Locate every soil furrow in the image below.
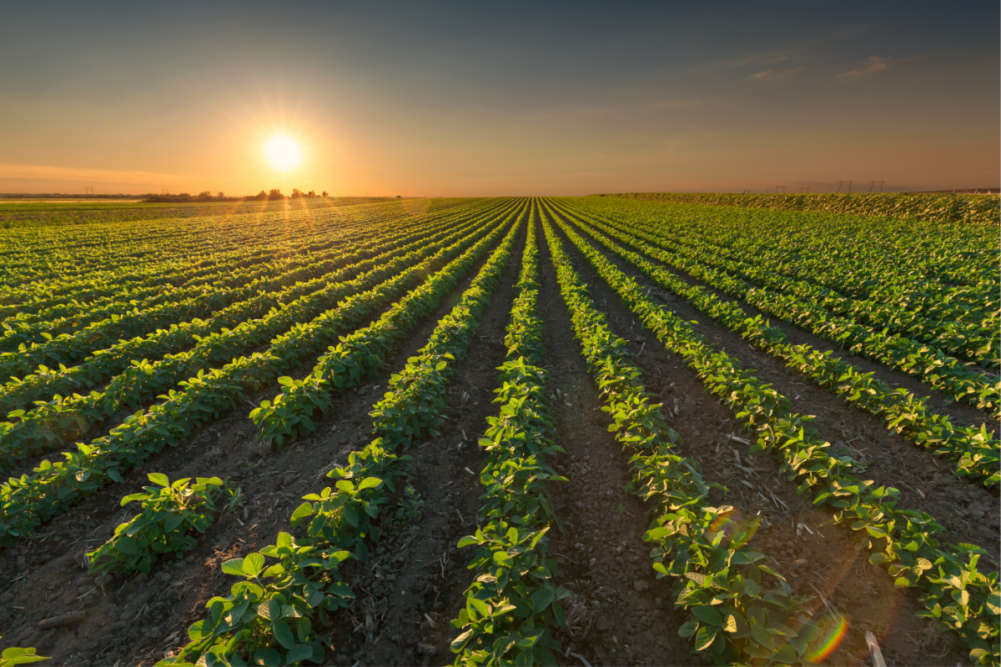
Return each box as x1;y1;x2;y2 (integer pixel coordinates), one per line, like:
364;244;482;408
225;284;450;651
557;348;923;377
320;226;526;666
579;209;997;432
547;217;972;666
0;230;512;666
535;219;693;667
554;212;1000;558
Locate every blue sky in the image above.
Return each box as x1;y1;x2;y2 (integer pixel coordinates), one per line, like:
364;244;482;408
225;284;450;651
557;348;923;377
1;1;997;195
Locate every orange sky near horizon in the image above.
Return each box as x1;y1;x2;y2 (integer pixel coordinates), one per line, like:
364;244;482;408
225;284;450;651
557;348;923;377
1;3;997;196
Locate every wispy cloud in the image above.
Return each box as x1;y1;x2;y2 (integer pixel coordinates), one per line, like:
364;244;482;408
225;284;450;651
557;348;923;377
836;56;894;82
750;67;805;81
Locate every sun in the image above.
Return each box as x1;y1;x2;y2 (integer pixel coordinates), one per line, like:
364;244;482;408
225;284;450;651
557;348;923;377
263;136;302;172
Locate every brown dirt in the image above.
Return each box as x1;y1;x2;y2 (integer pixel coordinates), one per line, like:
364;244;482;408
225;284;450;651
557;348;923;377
0;231;507;666
0;207;992;667
545;215;974;666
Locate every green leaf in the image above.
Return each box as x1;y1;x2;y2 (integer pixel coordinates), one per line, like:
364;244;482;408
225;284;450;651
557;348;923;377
469;597;490;618
290;502;313;526
164;514;185;533
751;624;773;647
678;619;699;638
243;553;265;577
272;617;296;649
530;587;555;611
357;477;382;491
259;598;281;620
115;536;139;555
285;644;313;665
692;605;722;626
148;472;170;487
694;625;718;651
222;558;246;576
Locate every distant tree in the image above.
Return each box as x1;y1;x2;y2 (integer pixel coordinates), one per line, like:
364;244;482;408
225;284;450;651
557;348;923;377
396;195;402;198
269;188;283;198
321;191;328;197
307;190;316;197
217;191;224;198
257;190;266;197
291;188;304;198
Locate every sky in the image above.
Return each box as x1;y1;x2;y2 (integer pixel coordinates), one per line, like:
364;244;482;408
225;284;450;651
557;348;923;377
1;1;998;196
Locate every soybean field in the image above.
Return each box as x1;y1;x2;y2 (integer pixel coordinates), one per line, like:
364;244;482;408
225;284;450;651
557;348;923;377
0;196;997;667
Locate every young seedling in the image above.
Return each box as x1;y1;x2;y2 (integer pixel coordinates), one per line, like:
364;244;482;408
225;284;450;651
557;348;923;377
87;473;232;575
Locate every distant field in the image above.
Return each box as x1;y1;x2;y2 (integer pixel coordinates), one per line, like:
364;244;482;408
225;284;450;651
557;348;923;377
0;196;398;228
0;197;997;666
605;191;1000;225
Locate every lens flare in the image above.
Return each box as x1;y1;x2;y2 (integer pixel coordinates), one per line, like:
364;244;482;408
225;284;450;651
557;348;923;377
805;614;851;663
707;508;760;548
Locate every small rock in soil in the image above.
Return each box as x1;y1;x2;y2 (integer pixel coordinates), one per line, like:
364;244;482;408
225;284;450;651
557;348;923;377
633;580;649;592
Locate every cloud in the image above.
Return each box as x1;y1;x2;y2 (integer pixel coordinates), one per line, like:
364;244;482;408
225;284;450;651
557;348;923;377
836;56;894;82
750;67;805;81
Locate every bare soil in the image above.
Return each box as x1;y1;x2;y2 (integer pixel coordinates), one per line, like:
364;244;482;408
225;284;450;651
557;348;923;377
0;210;993;667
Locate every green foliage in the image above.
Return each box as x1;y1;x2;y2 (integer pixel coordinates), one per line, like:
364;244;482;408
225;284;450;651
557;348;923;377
0;638;47;667
553;200;1000;488
0;201;518;544
164;204;526;666
159;533;353;667
88;474;231;574
542;214;819;664
451;208;570;665
607;191;1001;225
544;201;1000;666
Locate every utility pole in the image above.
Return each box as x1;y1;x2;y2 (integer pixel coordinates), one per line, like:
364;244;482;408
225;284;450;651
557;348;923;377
869;180;876;193
837;180;843;193
877;180;885;193
777;186;786;194
84;186;94;196
800;186;810;193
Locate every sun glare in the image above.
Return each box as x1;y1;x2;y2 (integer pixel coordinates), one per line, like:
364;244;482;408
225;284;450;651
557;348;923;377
264;136;302;172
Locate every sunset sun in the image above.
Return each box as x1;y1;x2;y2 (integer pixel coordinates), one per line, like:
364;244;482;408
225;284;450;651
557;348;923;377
263;136;302;172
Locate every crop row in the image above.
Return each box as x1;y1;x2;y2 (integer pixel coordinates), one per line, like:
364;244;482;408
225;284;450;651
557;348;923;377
1;199;471;308
0;204;397;323
0;208;508;467
542;214;829;664
0;200;501;381
0;201;498;411
0;203;441;342
161;202;523;665
566;200;1001;419
587;197;998;325
0;207;461;353
599;194;998;291
0;206;517;542
451;206;571;664
548;204;1000;666
581;203;997;368
549;201;1000;488
246;203;527;447
604;191;1001;227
